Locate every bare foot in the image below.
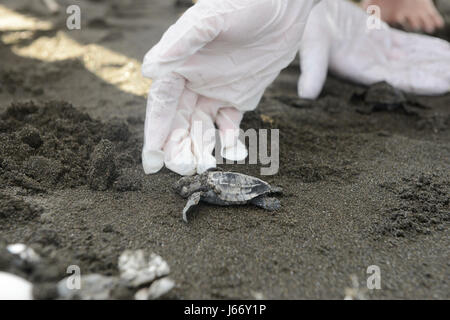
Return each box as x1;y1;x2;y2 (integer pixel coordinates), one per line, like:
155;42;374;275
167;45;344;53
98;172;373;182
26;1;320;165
361;0;445;33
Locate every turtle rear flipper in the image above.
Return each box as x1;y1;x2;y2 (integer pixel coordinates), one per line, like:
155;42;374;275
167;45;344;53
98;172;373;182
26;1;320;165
182;192;202;223
251;195;280;211
270;186;283;194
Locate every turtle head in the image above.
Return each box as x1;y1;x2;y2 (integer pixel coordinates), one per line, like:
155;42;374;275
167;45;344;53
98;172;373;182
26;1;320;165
173;175;203;198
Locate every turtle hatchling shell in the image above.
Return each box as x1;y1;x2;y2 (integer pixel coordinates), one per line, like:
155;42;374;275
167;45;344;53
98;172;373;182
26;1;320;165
207;171;272;202
364;82;406;105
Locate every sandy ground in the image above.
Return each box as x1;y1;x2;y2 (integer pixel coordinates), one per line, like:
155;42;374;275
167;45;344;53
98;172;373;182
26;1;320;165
0;0;449;299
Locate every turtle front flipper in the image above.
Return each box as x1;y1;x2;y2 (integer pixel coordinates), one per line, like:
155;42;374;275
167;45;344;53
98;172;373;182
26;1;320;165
182;192;202;223
251;195;280;211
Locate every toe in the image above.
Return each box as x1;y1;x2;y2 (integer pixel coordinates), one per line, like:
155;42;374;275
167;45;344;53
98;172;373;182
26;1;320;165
420;13;436;33
405;14;423;32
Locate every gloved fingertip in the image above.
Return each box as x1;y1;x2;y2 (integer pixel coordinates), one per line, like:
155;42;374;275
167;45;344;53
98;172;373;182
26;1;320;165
164;145;197;176
166;161;197;176
142;150;165;174
298;78;321;100
221;140;248;162
141;63;153;79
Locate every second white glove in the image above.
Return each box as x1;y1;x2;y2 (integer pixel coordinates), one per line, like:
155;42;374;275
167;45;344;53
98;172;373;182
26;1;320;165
298;0;450;99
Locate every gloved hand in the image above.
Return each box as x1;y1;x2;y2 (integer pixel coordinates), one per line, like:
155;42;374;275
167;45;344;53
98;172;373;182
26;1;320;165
142;72;248;175
162;88;247;175
298;0;450;100
142;0;319;175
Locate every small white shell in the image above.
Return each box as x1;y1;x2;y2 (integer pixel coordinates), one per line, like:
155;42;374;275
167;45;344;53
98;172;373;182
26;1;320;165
7;243;41;264
118;250;170;288
0;272;33;300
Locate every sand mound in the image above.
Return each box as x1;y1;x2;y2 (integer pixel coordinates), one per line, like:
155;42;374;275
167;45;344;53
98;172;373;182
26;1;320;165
0;100;141;192
0;193;42;223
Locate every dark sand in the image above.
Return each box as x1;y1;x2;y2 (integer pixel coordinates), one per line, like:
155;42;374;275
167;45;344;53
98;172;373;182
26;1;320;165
0;0;448;299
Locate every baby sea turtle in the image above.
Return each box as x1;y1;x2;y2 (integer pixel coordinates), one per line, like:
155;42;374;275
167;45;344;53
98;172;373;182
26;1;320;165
364;82;407;111
363;81;406;113
356;82;425;115
173;170;282;222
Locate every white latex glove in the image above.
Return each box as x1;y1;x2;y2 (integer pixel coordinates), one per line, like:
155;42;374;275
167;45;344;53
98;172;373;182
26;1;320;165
143;74;247;175
298;0;450;100
142;0;319;175
161;91;247;175
142;72;186;174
